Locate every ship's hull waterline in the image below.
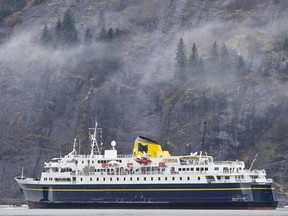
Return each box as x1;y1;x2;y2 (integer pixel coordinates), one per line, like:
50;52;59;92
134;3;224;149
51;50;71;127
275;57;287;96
18;181;278;209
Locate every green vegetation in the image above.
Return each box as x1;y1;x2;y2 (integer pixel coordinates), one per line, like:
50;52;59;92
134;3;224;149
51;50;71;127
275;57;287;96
40;9;78;47
174;39;248;84
175;38;187;82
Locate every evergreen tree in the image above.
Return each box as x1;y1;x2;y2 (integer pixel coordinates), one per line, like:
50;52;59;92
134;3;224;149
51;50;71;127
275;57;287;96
219;44;231;73
175;38;187;68
84;28;93;43
189;43;199;66
61;8;78;45
237;55;246;75
220;44;229;60
40;25;52;46
107;28;114;40
210;41;219;61
284;37;288;52
99;25;107;40
54;18;62;46
175;38;187;82
115;28;120;37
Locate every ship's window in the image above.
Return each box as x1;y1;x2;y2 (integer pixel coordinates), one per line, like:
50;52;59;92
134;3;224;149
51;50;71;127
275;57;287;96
117;178;119;181
137;177;139;181
180;177;182;181
205;168;208;171
191;168;194;171
80;178;83;181
103;178;105;181
158;177;160;181
97;178;99;181
88;160;90;163
183;168;186;171
165;177;167;181
214;167;219;171
187;177;190;181
198;177;200;180
110;178;113;181
172;177;175;181
90;178;92;181
217;176;221;180
196;168;199;171
92;160;94;164
130;177;132;181
225;176;230;180
178;168;182;171
123;177;126;181
82;161;84;164
144;177;146;181
151;177;153;181
201;168;204;171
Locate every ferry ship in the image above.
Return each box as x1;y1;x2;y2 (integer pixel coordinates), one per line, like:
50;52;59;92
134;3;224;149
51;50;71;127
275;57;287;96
15;122;278;209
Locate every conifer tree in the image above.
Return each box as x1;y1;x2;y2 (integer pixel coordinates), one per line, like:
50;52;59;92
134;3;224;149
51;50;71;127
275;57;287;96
61;8;78;45
175;38;187;82
115;28;120;37
219;44;231;73
210;41;219;61
189;43;199;65
40;25;52;46
220;44;229;60
99;25;107;40
237;55;246;75
84;28;93;43
54;18;62;46
107;28;114;40
283;37;288;52
175;38;187;68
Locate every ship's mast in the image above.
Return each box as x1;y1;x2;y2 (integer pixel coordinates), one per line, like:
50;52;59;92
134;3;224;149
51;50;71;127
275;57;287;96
89;120;102;156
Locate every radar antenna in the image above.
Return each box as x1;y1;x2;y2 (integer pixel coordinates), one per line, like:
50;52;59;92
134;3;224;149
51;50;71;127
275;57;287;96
89;119;103;156
201;122;207;153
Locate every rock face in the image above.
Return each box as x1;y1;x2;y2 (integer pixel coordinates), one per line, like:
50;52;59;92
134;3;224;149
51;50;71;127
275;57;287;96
0;0;288;202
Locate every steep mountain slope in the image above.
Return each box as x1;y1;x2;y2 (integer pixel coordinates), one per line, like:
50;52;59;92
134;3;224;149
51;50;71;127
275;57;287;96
0;0;288;204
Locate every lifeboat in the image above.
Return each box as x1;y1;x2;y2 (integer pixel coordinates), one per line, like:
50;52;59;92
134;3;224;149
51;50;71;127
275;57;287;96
134;156;152;165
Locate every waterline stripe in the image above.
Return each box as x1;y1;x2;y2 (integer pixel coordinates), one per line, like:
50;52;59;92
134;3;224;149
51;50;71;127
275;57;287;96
22;187;274;192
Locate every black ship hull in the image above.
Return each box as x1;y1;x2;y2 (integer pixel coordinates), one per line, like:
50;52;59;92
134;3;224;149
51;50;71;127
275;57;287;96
18;182;278;209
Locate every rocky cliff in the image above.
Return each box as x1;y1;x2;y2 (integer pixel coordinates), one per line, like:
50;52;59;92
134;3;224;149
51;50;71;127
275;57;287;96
0;0;288;204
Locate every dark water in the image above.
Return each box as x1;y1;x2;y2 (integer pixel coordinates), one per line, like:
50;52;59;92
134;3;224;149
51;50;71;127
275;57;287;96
0;207;287;216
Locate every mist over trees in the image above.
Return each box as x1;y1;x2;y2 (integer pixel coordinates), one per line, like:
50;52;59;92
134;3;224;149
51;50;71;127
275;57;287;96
40;9;78;47
174;38;249;84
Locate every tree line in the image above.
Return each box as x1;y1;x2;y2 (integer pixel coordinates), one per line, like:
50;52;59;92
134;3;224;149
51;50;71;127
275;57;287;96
40;8;122;47
175;38;247;83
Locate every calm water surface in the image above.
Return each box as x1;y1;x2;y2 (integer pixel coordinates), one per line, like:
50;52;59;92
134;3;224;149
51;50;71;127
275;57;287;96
0;207;287;216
